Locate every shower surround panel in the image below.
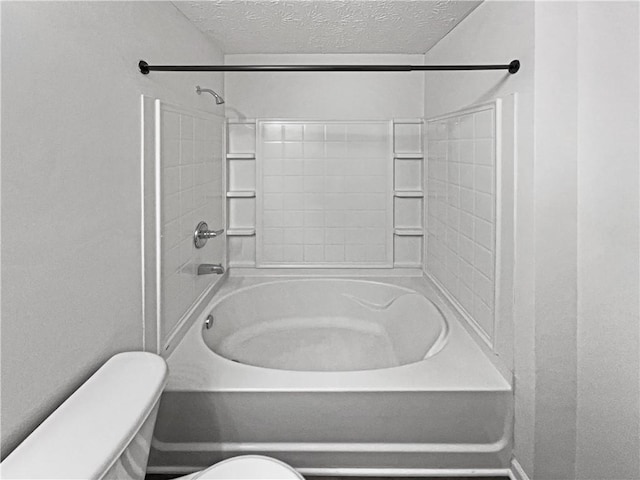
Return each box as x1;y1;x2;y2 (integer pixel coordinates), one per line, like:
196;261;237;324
426;103;498;343
256;121;393;267
158;103;224;343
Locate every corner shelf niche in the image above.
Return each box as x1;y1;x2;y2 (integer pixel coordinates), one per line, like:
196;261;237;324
226;120;257;267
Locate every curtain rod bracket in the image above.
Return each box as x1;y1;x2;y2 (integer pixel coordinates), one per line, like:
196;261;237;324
139;60;150;75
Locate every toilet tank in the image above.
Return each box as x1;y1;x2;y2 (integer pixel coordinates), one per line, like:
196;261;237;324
1;352;168;480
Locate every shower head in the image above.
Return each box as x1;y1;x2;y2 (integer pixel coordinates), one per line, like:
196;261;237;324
195;85;224;105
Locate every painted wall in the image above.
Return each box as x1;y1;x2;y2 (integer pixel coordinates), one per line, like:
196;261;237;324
1;1;223;458
224;54;424;120
426;1;640;478
574;3;639;478
423;0;535;473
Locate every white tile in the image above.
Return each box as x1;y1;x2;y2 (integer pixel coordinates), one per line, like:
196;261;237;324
283;142;303;158
474;109;494;138
162;139;180;167
283;245;303;262
304;159;324;176
263;245;283;262
263;176;284;192
263;158;283;176
325;228;345;244
283;193;304;210
263;228;283;244
304;228;324;244
304;211;324;227
283;211;304;227
304;245;324;262
459;210;474;238
180;137;194;166
283;228;304;244
326;142;347;158
262;123;283;141
326;124;346;142
474;217;494;250
304;142;325;158
163;166;180;195
459;259;474;288
459;164;474;189
284;124;303;141
325;176;345;193
263;193;283;210
325;211;345;227
459;188;474;214
304;124;325;142
474;244;494;279
304;176;324;193
325;245;345;262
460;115;474;139
473;269;494;308
459;234;474;264
283;176;304;193
474;139;494;166
263;211;283;227
475;192;494;221
473;296;494;337
304;193;324;210
474;165;493;194
263;142;283;159
282;159;304;176
180;116;194;140
459;140;474;164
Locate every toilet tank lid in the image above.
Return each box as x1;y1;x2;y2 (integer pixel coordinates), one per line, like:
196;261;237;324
1;352;168;480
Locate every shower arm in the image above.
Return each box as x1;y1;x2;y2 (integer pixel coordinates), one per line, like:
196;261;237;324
195;85;224;104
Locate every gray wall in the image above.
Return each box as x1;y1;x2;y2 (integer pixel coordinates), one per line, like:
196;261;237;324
425;2;640;478
1;1;223;458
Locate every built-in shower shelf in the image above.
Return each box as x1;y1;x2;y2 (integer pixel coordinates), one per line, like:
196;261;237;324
226;228;256;236
226;153;255;160
394;153;424;159
226;191;256;198
394;228;424;236
394;190;424;198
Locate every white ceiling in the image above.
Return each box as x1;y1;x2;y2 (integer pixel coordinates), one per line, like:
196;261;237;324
172;1;482;55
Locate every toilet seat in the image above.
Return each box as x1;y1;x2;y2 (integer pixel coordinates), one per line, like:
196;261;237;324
175;455;304;480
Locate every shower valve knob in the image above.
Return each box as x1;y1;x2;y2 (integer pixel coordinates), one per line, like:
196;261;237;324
194;221;224;248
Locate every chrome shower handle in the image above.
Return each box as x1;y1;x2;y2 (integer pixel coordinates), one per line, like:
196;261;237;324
199;229;224;239
194;221;224;248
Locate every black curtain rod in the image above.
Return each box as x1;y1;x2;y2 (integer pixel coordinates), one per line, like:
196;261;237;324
139;59;520;74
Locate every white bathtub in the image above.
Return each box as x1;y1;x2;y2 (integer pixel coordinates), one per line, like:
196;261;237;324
148;276;512;477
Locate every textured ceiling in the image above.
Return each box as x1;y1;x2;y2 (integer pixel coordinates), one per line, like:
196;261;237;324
173;1;482;54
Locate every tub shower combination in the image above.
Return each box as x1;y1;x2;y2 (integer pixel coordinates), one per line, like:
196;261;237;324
148;278;512;476
144;59;517;476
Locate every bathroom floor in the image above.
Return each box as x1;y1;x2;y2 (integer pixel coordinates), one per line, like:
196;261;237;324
146;475;509;480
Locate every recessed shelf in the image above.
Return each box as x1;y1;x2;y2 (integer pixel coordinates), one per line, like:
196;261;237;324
226;153;255;160
394;228;424;236
394;153;424;159
226;228;256;236
226;191;256;198
394;191;424;198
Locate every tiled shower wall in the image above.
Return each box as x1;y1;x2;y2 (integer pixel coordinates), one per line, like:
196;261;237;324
226;120;424;268
426;103;497;342
159;103;224;343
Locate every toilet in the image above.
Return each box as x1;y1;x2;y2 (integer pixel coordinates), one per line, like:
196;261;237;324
0;352;303;480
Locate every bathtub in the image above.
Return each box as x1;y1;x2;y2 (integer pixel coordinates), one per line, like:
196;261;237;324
148;276;512;477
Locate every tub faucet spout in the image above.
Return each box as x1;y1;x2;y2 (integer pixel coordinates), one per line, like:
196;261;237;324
198;263;225;275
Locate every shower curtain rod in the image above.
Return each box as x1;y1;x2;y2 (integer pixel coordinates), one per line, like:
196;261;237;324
138;59;520;74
